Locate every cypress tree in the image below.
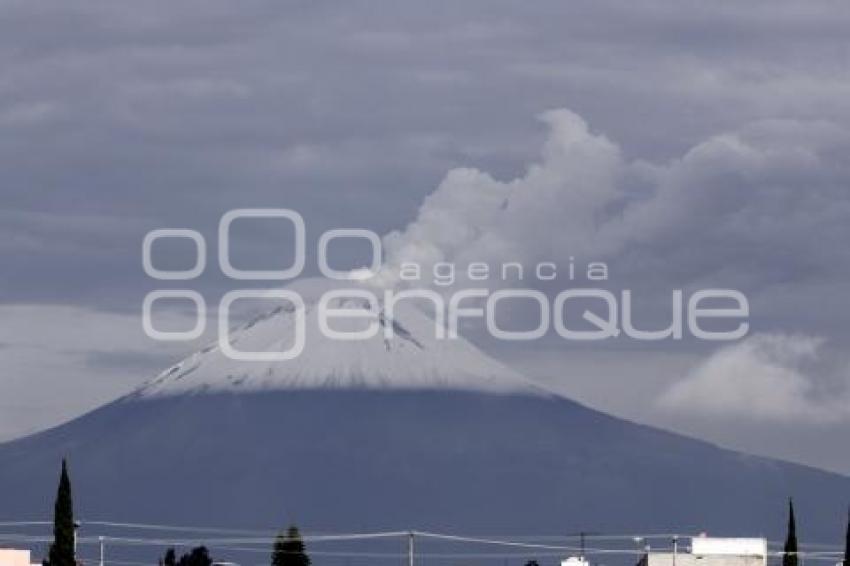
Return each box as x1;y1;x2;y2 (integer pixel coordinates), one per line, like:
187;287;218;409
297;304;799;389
46;459;76;566
271;525;310;566
783;499;798;566
843;506;849;566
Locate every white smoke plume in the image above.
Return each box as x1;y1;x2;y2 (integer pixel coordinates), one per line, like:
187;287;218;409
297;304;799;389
375;109;850;298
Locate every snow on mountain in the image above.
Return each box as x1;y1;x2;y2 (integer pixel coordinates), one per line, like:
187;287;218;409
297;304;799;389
134;278;544;398
2;281;849;546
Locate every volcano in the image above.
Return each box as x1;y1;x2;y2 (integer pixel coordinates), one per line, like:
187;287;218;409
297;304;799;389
0;279;847;542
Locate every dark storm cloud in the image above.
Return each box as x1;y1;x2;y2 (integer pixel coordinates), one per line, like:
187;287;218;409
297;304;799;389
2;0;850;466
2;0;850;306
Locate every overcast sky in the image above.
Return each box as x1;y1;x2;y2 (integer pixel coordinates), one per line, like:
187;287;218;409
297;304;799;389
2;0;850;473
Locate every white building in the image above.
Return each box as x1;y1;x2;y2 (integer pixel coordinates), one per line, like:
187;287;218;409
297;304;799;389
639;536;767;566
562;556;591;566
0;548;40;566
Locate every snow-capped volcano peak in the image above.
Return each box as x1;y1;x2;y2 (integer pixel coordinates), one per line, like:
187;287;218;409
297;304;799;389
134;278;544;398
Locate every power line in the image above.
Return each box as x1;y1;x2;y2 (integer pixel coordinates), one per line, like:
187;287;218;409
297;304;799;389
80;522;278;536
412;531;643;555
10;520;844;549
8;525;849;563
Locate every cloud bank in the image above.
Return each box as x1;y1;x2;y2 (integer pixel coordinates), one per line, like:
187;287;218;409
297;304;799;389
658;333;850;424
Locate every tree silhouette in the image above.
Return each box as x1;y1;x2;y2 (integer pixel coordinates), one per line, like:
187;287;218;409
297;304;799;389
271;525;310;566
783;499;798;566
159;546;211;566
45;459;76;566
178;546;212;566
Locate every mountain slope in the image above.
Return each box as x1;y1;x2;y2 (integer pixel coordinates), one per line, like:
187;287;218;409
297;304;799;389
0;279;847;548
0;390;846;538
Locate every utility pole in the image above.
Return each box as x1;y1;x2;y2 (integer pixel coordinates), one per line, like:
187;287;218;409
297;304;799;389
572;531;599;562
673;536;679;566
73;521;81;558
99;535;105;566
633;537;645;562
408;531;414;566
